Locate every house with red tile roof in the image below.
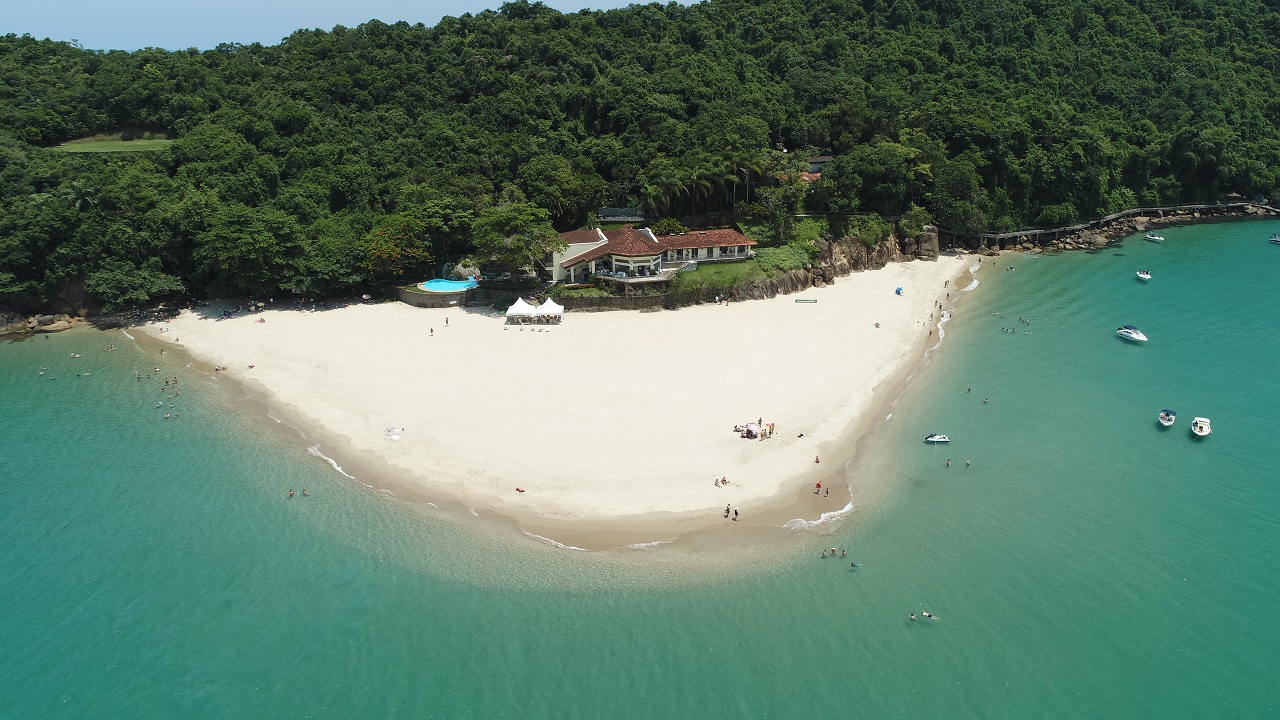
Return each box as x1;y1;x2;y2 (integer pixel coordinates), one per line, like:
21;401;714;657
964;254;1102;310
551;226;757;285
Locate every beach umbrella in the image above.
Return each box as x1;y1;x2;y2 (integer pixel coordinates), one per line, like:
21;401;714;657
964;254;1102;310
257;301;265;307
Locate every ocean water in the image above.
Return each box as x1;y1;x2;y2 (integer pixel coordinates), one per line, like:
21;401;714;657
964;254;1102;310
2;219;1278;719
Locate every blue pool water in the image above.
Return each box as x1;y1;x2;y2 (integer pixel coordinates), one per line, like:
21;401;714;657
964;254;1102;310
419;278;477;292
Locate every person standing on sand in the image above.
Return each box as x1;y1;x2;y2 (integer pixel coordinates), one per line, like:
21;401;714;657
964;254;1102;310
445;317;449;327
733;509;739;521
430;328;434;336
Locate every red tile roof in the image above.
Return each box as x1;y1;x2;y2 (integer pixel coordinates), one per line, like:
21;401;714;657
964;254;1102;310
654;228;758;250
561;226;665;267
560;227;757;268
560;228;605;245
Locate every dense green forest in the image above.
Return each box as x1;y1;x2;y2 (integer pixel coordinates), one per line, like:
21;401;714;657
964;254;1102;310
2;0;1278;311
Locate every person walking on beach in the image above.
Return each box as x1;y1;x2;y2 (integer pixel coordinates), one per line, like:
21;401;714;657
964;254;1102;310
733;509;739;521
430;328;434;336
825;487;829;497
815;481;822;494
445;317;449;327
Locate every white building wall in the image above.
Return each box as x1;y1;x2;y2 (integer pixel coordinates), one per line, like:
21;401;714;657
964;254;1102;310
550;229;608;282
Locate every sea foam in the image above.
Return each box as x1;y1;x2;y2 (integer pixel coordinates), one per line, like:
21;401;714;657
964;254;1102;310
782;502;855;530
520;530;588;552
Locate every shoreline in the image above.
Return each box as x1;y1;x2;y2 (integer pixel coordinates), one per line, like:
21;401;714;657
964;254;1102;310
135;254;974;551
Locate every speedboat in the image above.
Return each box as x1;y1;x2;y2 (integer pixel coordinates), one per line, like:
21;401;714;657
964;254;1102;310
1144;232;1165;243
1136;270;1152;281
924;434;951;443
1190;417;1212;437
1158;409;1176;427
1116;325;1148;342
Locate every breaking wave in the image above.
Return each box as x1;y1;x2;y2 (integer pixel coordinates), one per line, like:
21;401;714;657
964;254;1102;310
782;502;855;530
520;530;587;552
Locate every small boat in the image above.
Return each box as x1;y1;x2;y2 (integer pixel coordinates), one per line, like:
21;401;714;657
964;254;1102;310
69;353;81;358
1190;417;1212;437
924;434;951;443
1158;409;1176;427
1136;270;1152;281
1116;325;1148;342
1270;233;1280;244
1144;232;1165;243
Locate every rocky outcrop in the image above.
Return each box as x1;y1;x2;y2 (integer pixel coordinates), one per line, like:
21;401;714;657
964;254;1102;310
731;228;935;301
992;204;1280;255
0;312;82;336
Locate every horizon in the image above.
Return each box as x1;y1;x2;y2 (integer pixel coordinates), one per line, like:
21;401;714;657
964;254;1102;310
2;0;652;53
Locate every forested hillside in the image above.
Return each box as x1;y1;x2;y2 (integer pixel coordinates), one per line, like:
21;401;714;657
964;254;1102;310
2;0;1278;310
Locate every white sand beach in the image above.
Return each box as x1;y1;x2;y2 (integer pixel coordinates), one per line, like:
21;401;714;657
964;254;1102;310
142;256;971;533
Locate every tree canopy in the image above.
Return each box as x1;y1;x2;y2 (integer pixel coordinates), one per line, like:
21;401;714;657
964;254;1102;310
1;0;1278;309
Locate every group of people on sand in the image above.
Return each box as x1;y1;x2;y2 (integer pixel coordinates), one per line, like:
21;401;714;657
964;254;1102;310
735;417;775;440
723;504;739;521
714;476;731;487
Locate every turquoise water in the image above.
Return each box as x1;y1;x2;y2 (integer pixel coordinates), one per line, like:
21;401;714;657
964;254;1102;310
420;278;478;292
3;220;1278;718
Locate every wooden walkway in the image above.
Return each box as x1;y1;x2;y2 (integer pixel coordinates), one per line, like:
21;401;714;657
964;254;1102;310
958;202;1277;244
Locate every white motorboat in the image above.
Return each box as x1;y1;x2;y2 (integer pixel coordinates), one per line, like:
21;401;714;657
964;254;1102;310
1158;409;1176;427
1116;325;1148;342
1144;232;1165;243
1190;417;1212;437
924;434;951;444
1136;270;1152;281
1270;233;1280;244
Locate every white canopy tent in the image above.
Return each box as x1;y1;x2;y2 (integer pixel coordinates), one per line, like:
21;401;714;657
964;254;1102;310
534;298;564;317
505;297;538;319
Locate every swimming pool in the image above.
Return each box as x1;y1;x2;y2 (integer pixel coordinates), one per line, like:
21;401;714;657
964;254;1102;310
419;278;478;292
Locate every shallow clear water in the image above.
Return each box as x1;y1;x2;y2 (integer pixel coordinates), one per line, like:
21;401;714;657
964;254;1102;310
3;219;1278;718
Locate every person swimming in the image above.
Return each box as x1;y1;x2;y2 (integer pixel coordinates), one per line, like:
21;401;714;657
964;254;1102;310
909;614;916;621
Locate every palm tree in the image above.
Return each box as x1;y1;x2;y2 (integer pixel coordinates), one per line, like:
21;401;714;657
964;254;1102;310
61;181;97;212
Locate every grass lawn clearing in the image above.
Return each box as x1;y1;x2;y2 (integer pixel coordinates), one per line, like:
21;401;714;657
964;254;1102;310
54;139;174;153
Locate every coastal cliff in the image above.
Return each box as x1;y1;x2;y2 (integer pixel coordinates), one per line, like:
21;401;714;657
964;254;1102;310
732;228;939;301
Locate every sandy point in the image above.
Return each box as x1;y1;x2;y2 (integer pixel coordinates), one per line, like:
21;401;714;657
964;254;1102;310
141;254;973;542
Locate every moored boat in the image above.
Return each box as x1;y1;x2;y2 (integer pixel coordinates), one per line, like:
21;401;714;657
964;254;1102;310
1270;233;1280;244
1158;409;1176;427
1136;270;1152;281
1116;325;1148;342
1190;417;1212;437
1145;232;1165;243
924;434;951;444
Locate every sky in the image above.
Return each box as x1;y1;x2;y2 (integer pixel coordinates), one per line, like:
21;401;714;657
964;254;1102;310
3;0;647;52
